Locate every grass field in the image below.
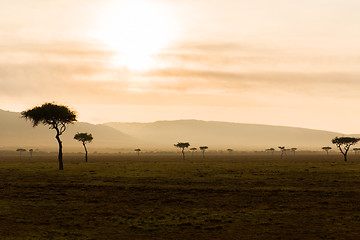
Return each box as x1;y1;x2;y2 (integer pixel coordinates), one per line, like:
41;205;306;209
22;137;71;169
1;153;360;239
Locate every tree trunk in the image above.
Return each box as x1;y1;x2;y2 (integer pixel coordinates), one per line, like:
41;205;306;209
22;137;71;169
182;149;185;160
202;151;205;159
83;142;88;162
344;153;348;162
56;134;64;170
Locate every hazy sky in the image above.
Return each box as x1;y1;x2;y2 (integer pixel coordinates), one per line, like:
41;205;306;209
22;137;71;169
2;0;360;133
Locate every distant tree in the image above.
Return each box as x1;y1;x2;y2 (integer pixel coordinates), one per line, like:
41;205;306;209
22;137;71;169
174;142;190;160
354;148;360;155
322;146;332;155
190;147;197;156
278;146;285;159
199;146;208;159
266;148;275;156
74;132;93;162
134;148;141;157
22;103;77;170
227;148;233;154
16;148;26;159
332;137;360;162
291;148;297;156
29;149;33;158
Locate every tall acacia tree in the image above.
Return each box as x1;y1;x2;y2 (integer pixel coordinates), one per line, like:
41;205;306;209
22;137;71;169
74;132;93;162
22;103;77;170
174;142;190;160
332;137;360;162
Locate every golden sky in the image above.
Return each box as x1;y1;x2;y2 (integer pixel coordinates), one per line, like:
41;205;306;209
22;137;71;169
1;0;360;133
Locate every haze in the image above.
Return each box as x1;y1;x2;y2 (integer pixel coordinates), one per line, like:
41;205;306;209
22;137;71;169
1;0;360;133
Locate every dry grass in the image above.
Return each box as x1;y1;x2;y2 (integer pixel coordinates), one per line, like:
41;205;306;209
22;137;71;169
1;154;360;239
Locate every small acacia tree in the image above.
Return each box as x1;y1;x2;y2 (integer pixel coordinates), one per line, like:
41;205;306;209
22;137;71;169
266;148;275;156
354;148;360;155
190;147;197;156
332;137;360;162
227;148;233;154
291;148;297;156
199;146;208;159
29;149;33;158
174;142;190;160
16;148;26;159
322;146;332;155
74;132;93;162
134;148;141;157
22;103;77;170
278;146;285;159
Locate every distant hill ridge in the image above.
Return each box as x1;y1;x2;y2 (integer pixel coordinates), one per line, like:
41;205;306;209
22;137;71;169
0;109;344;150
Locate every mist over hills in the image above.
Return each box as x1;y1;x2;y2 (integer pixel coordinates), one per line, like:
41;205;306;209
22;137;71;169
0;109;343;151
0;109;138;151
105;120;341;150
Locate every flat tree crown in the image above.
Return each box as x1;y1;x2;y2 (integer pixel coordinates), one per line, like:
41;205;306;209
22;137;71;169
74;133;93;143
174;142;190;148
21;102;77;128
200;146;208;150
332;137;359;145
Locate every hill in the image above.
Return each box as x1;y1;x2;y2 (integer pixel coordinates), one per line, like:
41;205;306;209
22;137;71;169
105;120;342;150
0;109;346;151
0;109;138;151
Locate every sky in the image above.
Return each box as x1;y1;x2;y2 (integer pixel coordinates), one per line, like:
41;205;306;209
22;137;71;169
1;0;360;133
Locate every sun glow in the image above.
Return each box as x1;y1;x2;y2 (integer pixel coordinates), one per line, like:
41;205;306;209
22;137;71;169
96;0;178;71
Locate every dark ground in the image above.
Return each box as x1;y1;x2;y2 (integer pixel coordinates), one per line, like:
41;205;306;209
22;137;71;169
1;154;360;239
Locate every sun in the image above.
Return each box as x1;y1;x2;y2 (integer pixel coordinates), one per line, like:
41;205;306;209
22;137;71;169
95;0;177;71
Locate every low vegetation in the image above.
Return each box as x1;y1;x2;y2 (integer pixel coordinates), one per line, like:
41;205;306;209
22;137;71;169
1;154;360;239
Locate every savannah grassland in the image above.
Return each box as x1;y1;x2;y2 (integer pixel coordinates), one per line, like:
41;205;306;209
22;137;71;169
1;153;360;240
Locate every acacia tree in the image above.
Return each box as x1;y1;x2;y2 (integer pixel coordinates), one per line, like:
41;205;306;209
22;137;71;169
354;148;360;155
322;146;332;155
278;146;285;159
190;147;197;156
134;148;141;157
227;148;233;154
266;148;275;156
332;137;360;162
22;103;77;170
16;148;26;159
291;148;297;156
199;146;208;159
174;142;190;160
29;149;33;158
74;132;93;162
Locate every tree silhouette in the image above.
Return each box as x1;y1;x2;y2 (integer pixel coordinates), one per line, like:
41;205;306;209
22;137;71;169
278;146;285;159
199;146;208;159
16;148;26;159
22;103;77;170
332;137;359;162
74;132;93;162
266;148;275;156
134;148;141;157
354;148;360;155
174;142;190;160
227;148;233;154
322;146;332;155
29;149;33;158
291;148;297;156
190;147;197;156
